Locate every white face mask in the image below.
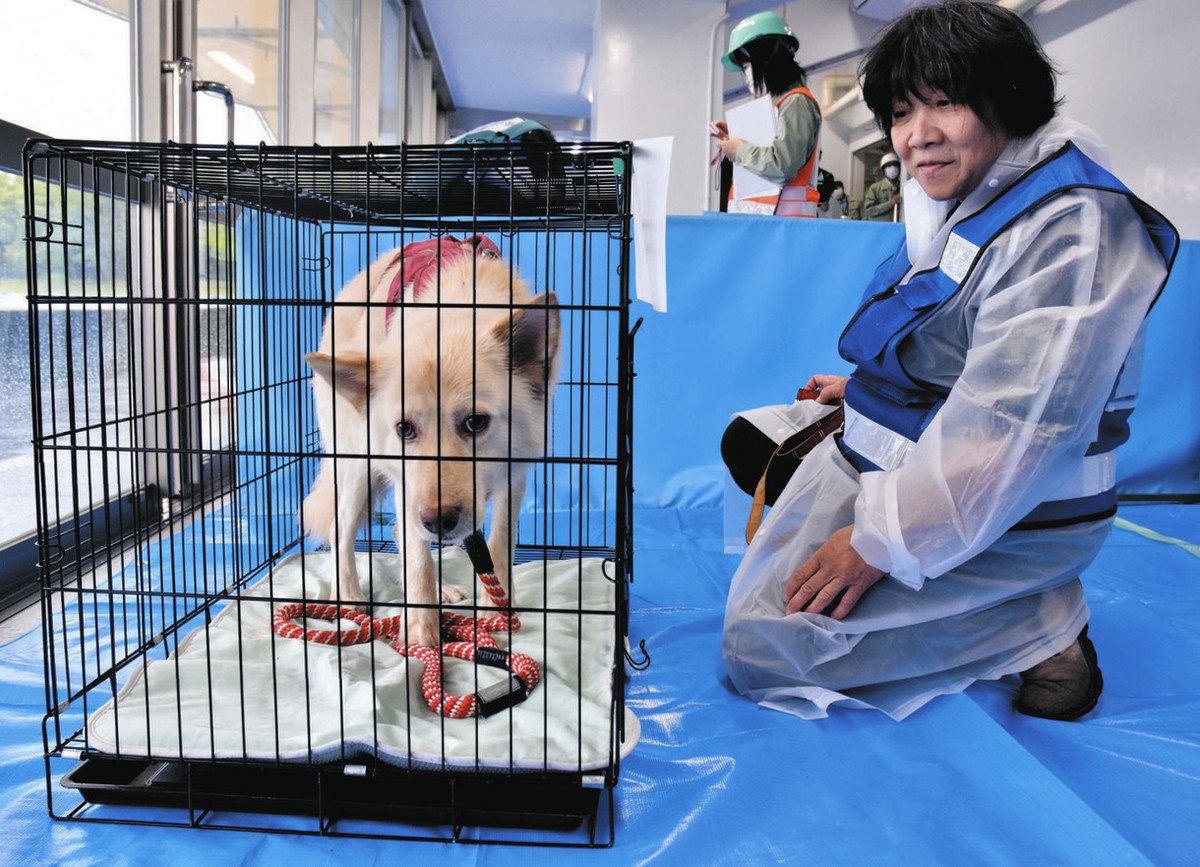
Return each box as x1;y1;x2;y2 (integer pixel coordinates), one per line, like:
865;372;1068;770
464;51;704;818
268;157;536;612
743;67;761;96
884;164;900;180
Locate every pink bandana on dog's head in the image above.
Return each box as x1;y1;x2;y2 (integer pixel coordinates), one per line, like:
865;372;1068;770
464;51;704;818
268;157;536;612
382;234;501;325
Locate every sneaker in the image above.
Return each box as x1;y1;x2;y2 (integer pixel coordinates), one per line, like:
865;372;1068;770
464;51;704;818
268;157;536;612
1015;625;1103;721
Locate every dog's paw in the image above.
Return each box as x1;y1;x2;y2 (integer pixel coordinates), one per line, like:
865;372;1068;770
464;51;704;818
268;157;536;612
405;609;441;648
440;585;468;604
335;581;368;610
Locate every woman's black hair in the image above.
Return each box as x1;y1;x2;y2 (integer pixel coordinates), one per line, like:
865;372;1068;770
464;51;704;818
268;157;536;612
515;126;564;183
739;35;807;98
859;0;1059;137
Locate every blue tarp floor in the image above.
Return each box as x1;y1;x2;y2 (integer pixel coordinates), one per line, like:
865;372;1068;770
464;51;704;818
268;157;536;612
0;501;1197;865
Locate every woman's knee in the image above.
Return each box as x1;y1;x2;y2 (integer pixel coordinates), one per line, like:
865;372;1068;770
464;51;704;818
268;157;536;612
721;417;775;496
721;416;802;505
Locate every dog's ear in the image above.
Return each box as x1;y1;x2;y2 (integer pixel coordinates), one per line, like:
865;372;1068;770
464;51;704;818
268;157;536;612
305;351;374;412
491;292;560;395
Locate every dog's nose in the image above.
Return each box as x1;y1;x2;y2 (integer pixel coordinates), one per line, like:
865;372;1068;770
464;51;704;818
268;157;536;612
420;505;462;536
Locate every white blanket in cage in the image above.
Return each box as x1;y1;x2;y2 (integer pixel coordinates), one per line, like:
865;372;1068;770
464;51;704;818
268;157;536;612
87;550;635;771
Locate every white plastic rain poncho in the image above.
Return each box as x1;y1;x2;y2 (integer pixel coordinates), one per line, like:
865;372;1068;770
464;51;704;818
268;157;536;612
722;117;1172;720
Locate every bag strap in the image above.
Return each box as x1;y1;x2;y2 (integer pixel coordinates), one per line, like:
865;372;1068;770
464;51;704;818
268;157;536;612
745;404;844;544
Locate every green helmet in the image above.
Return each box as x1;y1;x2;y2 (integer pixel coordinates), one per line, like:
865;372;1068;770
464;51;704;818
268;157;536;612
722;11;799;72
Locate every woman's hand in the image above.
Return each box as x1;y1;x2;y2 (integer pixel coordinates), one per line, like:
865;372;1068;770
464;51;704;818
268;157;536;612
803;374;849;405
785;526;885;619
717;136;742;161
709;120;729;139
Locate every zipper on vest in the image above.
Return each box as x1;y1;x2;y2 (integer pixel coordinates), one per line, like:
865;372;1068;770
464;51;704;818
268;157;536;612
840;285;898;344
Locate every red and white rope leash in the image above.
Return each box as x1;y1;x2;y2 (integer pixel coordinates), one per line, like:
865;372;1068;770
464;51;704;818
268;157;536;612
273;532;541;719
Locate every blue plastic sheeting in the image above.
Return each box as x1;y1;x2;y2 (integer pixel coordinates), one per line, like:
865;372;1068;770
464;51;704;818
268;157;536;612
2;501;1198;864
3;214;1197;861
632;216;1200;506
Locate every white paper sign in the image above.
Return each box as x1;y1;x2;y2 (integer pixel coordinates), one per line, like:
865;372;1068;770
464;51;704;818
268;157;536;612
726;96;779;201
631;136;672;313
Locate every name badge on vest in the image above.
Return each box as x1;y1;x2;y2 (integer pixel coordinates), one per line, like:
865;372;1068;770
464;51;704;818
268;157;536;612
939;232;980;284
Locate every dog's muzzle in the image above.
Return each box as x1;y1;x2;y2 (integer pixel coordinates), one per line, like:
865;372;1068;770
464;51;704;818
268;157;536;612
419;505;465;540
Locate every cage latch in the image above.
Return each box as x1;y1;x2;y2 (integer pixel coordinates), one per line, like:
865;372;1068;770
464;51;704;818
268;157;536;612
624;638;651;672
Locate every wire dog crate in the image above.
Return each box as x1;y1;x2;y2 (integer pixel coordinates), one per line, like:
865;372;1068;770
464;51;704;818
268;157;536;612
27;138;638;846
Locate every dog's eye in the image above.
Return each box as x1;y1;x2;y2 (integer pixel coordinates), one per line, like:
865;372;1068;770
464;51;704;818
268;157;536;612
396;420;417;440
479;248;498;260
462;413;490;436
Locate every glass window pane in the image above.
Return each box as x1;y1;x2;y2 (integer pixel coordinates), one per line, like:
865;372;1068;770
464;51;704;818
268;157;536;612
4;164;139;546
315;0;359;145
379;0;402;144
196;204;235;456
0;168;33;544
196;0;281;145
406;52;430;143
0;0;131;139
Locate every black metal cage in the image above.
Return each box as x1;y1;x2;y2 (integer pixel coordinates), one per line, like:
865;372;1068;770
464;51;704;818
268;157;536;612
27;138;637;846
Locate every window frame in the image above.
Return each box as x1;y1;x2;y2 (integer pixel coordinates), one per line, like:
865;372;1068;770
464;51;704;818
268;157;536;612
0;0;439;611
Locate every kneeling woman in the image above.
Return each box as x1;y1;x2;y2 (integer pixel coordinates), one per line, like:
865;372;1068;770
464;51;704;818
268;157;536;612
722;1;1177;721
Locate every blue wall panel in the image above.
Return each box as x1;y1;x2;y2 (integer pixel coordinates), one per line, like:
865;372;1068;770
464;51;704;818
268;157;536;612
631;215;1199;506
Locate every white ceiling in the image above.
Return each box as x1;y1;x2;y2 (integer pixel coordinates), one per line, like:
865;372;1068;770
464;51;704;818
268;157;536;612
421;0;599;119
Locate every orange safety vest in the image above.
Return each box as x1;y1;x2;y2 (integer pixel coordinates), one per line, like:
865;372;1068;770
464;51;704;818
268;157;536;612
731;86;821;218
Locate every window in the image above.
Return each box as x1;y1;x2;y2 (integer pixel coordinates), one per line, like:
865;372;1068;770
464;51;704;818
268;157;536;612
315;0;360;145
379;0;403;145
0;169;34;545
13;162;140;549
0;0;131;140
196;0;282;145
406;39;432;143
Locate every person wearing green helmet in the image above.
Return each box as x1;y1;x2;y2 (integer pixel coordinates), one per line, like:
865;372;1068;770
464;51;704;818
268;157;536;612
710;11;822;217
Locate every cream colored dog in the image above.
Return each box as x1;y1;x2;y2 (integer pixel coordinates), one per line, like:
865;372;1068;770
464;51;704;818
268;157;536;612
302;244;560;647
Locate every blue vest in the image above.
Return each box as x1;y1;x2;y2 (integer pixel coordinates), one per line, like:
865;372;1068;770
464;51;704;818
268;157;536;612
838;143;1178;529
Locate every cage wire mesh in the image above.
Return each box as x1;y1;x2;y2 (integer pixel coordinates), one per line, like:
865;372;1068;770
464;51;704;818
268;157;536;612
26;139;636;845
